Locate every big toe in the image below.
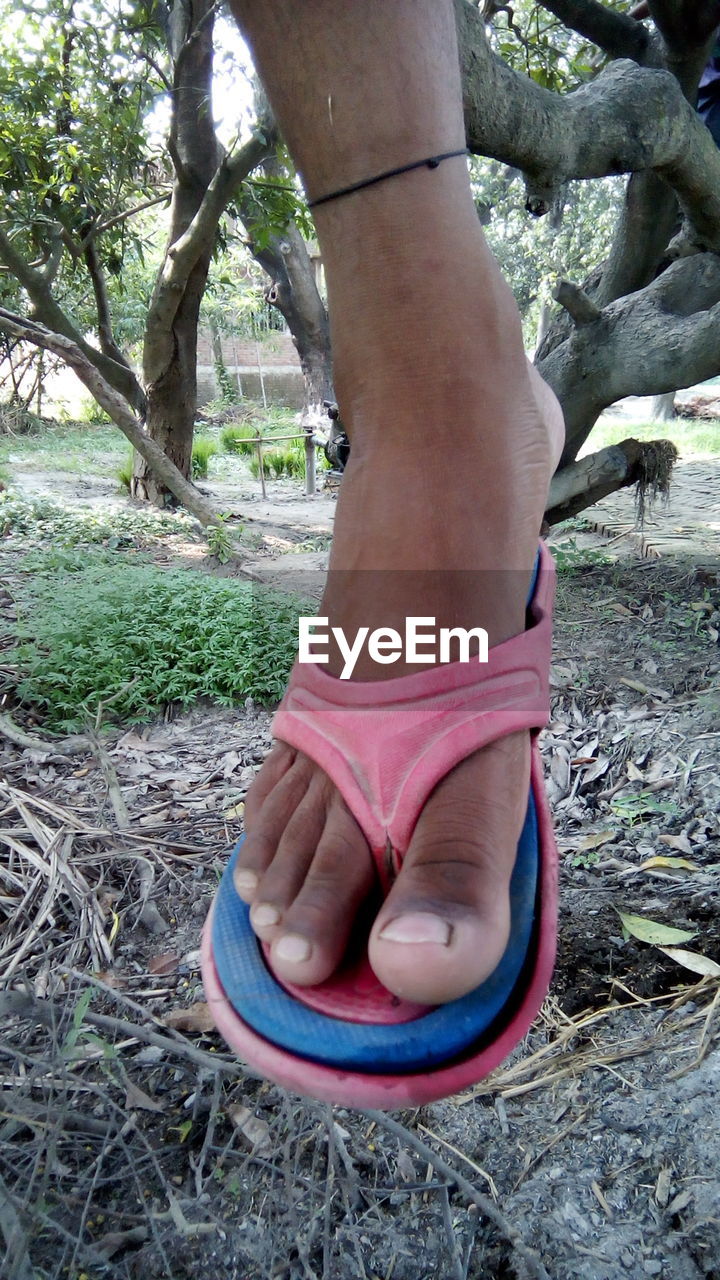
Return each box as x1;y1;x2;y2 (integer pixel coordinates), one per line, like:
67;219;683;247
368;738;528;1004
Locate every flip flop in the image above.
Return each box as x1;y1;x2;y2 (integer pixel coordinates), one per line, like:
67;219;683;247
201;542;557;1108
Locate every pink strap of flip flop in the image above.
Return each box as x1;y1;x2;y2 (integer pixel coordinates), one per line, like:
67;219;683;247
272;543;555;877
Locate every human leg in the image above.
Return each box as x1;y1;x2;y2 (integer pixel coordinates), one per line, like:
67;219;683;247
229;0;564;1004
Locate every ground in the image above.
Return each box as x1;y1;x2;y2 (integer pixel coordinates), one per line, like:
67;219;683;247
1;404;720;1280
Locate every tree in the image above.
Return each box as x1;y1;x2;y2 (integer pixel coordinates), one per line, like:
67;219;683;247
0;0;271;512
456;0;720;514
2;0;718;523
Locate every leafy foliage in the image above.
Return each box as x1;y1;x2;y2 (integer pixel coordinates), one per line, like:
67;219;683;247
11;554;305;727
0;488;193;546
0;0;165;292
471;159;624;337
191;435;219;479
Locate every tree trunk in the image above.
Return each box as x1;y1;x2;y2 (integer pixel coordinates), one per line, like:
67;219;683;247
243;199;333;412
132;0;218;505
651;391;676;421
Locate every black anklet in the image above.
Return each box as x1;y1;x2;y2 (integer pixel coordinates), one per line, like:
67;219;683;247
307;149;469;209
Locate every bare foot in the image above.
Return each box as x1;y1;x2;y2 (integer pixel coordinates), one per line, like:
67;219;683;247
234;174;564;1004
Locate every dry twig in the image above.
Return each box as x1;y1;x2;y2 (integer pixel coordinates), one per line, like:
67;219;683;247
364;1110;550;1280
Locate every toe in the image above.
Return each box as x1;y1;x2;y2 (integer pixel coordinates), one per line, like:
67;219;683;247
268;793;375;986
233;748;314;903
246;774;332;938
368;737;528;1004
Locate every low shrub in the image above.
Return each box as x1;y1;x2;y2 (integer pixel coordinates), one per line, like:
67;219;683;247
11;555;304;729
0;489;193;547
221;423;259;456
249;444;305;480
192;436;219;479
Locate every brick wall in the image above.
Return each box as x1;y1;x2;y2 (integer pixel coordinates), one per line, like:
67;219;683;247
197;330;304;408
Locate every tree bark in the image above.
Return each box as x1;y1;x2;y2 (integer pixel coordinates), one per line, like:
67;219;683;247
543;254;720;465
546;439;645;524
651;391;676;421
455;0;720;242
133;0;219;505
252;223;333;413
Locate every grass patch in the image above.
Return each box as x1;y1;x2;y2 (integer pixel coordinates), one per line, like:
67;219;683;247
0;420;127;477
10;554;305;729
586;416;719;458
0;488;195;548
192;435;219;479
117;451;134;492
221;423;258;456
249;443;306;480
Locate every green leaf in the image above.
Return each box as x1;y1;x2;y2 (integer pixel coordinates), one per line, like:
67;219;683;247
616;911;697;947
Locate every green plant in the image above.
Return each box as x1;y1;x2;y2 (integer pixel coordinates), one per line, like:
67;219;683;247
117;451;134;492
206;516;237;563
550;533;609;573
249;443;305;480
192;436;219;479
11;553;306;728
609;789;679;826
0;488;194;547
221;423;259;456
569;849;601;870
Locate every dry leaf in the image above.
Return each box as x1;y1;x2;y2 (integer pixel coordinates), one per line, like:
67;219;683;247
93;969;126;989
616;911;696;947
164;1002;216;1033
654;1167;672;1207
580;756;610;785
626;761;644;782
638;856;700;874
658;833;694;855
667;1189;693;1215
148;952;180;976
228;1104;272;1153
95;1226;148;1257
658;947;720;978
125;1080;165;1113
550;749;570;791
577;830;618;852
224;802;245;820
395;1148;417;1183
620;677;651;695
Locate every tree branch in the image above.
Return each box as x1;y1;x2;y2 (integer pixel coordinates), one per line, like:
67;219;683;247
80;192;172;248
455;0;720;241
83;238;142;397
539;253;720;459
0;310;225;533
538;0;653;61
144;128;273;382
554;279;602;325
0;226;145;411
648;0;720;51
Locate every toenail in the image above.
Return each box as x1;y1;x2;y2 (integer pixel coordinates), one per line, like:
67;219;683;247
235;870;258;896
275;934;312;963
252;903;280;927
378;913;452;945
